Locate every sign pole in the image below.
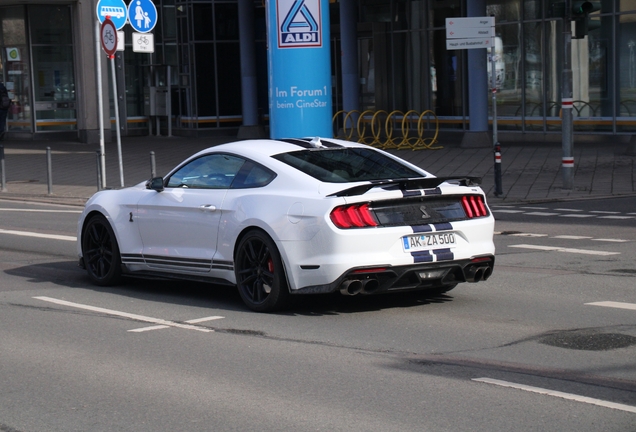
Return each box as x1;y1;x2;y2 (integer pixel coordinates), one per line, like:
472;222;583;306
97;2;128;188
95;21;106;189
100;17;124;188
491;43;502;196
110;57;124;188
562;0;574;190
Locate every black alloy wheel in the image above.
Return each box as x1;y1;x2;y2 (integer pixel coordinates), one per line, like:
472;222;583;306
82;214;122;286
235;230;289;312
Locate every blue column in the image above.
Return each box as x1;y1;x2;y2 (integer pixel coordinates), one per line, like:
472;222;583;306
266;0;333;138
340;0;359;114
238;0;258;126
467;0;488;132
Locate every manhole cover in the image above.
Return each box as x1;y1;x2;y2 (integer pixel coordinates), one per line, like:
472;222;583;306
539;331;636;351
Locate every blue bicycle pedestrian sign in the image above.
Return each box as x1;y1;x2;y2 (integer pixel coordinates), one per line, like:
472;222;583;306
96;0;128;30
128;0;157;33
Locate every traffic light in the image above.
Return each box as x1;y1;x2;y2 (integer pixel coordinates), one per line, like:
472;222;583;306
572;1;601;39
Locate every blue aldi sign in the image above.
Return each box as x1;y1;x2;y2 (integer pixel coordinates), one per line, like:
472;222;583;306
267;0;331;139
128;0;158;33
277;0;322;48
96;0;128;30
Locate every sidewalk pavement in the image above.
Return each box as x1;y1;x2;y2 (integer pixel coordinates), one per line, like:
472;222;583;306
0;134;634;207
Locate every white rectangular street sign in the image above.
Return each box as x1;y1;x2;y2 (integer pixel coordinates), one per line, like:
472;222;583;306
132;32;154;53
446;26;494;39
117;31;125;51
445;17;494;29
446;37;495;50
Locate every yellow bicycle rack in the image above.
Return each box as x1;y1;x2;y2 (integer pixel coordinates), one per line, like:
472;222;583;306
414;110;442;150
332;109;441;150
356;110;375;145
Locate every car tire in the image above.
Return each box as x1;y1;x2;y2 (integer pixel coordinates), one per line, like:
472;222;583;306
82;214;122;286
235;230;289;312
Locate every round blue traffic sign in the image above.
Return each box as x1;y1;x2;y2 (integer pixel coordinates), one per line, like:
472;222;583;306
128;0;157;33
96;0;128;30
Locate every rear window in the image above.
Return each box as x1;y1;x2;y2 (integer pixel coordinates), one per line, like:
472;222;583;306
272;148;423;183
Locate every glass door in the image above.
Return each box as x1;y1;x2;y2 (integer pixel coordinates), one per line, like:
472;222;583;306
29;5;76;132
0;6;32;133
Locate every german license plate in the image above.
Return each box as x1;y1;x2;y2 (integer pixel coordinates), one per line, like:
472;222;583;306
402;232;456;252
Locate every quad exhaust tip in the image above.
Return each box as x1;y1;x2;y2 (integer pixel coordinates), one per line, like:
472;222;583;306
340;279;363;296
339;278;380;296
465;264;492;283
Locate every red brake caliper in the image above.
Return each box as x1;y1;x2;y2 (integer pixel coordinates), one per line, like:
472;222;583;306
267;258;274;274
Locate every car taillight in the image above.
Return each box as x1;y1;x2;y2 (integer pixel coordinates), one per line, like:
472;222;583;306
461;195;488;218
330;203;379;229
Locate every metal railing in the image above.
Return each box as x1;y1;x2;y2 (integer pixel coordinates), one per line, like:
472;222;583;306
332;109;442;150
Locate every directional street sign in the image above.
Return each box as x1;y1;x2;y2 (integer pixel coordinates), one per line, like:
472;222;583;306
446;37;493;51
128;0;158;33
100;17;118;57
445;17;494;29
445;16;495;51
446;26;494;39
96;0;128;30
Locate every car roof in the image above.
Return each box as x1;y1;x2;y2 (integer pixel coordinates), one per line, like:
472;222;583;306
195;137;365;160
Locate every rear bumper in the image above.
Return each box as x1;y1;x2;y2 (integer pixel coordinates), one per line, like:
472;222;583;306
292;255;494;295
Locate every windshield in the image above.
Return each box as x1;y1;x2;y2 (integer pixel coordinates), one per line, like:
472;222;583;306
272;148;424;183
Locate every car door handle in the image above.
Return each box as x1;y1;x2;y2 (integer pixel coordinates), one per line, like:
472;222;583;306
199;204;217;212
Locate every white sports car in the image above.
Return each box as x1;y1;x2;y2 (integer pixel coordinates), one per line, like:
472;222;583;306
78;137;495;312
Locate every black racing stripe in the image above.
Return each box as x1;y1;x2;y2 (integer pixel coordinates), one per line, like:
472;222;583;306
433;248;454;261
433;223;453;231
402;190;422;197
412;251;433;263
277;138;313;148
423;187;442;195
412;225;433;233
143;254;210;264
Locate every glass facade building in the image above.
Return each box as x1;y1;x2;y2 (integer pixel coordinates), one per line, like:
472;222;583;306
0;0;635;141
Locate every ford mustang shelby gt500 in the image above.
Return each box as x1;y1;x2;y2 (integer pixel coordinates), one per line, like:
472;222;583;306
78;137;495;312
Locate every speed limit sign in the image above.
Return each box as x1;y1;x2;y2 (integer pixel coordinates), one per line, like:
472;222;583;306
100;17;117;57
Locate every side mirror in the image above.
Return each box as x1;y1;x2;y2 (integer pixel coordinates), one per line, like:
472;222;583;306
146;177;164;192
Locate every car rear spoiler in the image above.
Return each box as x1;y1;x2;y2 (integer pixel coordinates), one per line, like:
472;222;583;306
327;176;482;197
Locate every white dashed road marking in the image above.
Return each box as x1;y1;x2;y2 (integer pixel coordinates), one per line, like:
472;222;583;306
508;244;620;256
585;301;636;311
473;378;636;414
0;228;76;242
552;235;593;240
560;214;597;218
524;212;560;216
34;296;222;332
0;208;82;213
491;206;634;220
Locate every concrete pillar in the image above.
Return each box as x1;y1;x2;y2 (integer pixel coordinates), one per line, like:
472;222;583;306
74;0;111;144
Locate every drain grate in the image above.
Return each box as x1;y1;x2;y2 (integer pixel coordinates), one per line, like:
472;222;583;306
539;331;636;351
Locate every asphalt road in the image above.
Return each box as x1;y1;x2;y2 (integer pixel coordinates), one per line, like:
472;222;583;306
0;197;635;431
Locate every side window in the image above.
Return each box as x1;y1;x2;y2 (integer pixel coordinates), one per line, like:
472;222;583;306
166;154;245;189
232;161;276;189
